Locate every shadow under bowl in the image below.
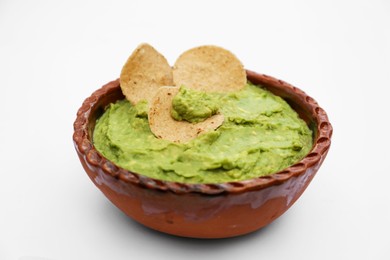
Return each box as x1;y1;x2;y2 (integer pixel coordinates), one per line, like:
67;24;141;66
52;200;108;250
73;70;332;238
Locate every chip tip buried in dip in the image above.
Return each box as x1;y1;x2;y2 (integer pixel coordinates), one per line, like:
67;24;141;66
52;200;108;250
148;86;224;143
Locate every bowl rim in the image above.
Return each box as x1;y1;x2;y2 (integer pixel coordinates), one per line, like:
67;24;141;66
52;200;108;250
73;70;332;195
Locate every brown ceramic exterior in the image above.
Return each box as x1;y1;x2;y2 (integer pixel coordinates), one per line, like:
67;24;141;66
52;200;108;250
73;70;332;238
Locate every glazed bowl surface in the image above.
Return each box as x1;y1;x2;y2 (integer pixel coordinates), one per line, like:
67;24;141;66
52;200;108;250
73;70;332;238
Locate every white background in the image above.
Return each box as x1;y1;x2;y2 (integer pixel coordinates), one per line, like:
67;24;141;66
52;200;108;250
1;0;389;259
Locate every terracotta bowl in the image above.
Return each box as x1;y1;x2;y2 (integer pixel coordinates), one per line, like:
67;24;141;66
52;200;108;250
73;70;332;238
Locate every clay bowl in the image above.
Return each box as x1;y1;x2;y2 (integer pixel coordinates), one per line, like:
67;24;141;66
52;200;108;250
73;70;332;239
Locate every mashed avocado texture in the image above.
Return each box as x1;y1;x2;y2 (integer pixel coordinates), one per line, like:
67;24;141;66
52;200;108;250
93;83;312;183
171;86;219;123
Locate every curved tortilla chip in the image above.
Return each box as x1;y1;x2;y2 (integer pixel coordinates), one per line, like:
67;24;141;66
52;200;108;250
173;45;246;92
148;86;224;143
120;43;173;105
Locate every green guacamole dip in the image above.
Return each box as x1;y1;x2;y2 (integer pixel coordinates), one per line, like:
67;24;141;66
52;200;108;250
171;86;219;123
93;83;312;183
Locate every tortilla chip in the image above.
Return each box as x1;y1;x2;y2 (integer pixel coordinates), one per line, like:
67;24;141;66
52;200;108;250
120;43;173;105
172;45;246;92
148;86;224;143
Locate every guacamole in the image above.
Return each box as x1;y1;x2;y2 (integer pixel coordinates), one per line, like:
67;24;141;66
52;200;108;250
171;86;219;123
93;83;313;183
